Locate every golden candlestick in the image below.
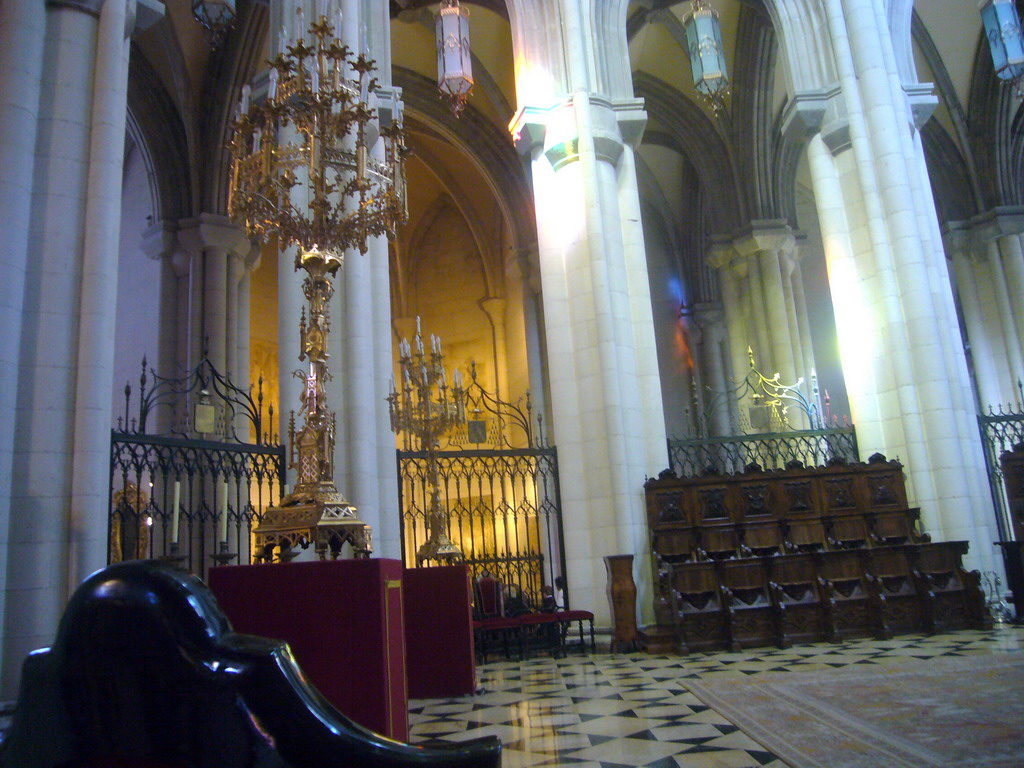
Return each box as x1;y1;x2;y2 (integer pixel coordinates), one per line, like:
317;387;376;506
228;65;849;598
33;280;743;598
228;11;406;561
388;319;467;564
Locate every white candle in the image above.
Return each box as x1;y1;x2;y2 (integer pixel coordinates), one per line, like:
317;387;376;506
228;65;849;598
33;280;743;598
240;84;251;114
171;480;181;544
268;68;278;101
219;481;229;542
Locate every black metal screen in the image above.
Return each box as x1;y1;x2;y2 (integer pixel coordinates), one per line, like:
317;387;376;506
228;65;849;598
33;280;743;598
109;356;285;577
398;447;562;605
396;364;566;607
668;427;859;478
669;353;858;477
979;400;1024;542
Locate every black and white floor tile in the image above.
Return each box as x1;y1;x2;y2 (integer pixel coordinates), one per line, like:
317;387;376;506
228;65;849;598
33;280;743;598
408;625;1024;768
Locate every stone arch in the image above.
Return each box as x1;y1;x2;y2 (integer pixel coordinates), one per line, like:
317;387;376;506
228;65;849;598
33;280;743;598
394;68;535;292
887;0;918;82
756;0;838;95
198;2;269;214
125;51;192;223
968;33;1024;208
634;72;744;235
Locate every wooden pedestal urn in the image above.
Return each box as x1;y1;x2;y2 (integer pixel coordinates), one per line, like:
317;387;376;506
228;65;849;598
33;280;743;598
605;554;639;652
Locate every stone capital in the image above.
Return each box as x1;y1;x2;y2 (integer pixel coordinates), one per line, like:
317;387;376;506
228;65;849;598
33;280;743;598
706;238;739;273
140;221;178;261
177;213;252;258
732;221;797;258
968;206;1024;246
942;224;973;261
510;94;645;169
905;83;938;130
781;84;850;154
46;0;106;16
480;297;507;320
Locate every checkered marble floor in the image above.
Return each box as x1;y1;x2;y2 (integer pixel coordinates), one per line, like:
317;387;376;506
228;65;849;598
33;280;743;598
408;624;1024;768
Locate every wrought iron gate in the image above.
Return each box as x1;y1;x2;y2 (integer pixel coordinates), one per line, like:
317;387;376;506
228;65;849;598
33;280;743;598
668;354;858;478
397;369;565;606
110;356;286;577
978;391;1024;542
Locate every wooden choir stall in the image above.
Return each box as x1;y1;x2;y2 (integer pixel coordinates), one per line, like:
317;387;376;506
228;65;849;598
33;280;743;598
644;454;991;654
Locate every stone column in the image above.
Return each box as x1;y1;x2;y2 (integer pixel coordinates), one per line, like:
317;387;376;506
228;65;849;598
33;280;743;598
0;1;46;682
948;227;1013;409
707;240;750;399
3;0;139;700
141;222;184;433
692;304;731;434
733;223;801;387
784;0;995;573
480;298;509;405
177;214;251;376
511;93;667;627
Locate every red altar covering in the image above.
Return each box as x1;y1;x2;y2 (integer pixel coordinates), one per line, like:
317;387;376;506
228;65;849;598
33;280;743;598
208;559;408;741
403;565;476;698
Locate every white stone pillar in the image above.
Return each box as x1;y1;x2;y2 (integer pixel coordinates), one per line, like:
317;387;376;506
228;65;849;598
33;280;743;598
0;1;46;683
511;93;667;627
733;224;801;386
178;214;250;376
141;223;181;433
68;0;134;593
790;0;996;573
372;233;401;559
480;298;509;405
707;240;749;395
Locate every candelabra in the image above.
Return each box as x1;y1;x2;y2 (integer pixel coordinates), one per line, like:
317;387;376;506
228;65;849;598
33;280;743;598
228;8;406;561
387;319;467;564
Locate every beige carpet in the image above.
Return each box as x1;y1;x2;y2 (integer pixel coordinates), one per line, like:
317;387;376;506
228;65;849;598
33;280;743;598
684;654;1024;768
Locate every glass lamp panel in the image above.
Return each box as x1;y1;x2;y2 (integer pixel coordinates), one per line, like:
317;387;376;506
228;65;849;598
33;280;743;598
981;0;1024;79
436;7;473;97
192;0;236;28
685;7;728;97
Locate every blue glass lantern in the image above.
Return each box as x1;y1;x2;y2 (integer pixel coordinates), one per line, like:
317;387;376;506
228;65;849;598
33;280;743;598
684;0;729;114
436;0;474;117
980;0;1024;81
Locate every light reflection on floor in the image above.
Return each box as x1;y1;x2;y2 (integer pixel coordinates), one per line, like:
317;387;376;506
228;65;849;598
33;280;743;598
409;625;1024;768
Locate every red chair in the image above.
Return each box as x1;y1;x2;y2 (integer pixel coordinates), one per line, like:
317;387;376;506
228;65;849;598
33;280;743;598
473;576;522;661
556;608;596;654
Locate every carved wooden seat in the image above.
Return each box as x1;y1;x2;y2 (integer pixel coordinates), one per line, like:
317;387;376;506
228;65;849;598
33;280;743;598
827;514;874;549
0;561;501;768
769;553;838;645
699;525;741;560
669;561;729;654
652;526;701;563
784;517;829;552
869;508;928;545
819;550;890;639
912;542;989;631
741;520;787;557
718;559;782;650
864;547;931;634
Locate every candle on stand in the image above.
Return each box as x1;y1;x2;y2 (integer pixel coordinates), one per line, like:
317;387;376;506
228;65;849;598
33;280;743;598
219;480;229;542
171;480;181;544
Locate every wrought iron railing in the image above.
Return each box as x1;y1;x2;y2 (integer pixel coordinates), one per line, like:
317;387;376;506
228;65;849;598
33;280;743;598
397;364;566;607
978;387;1024;542
109;356;286;577
668;350;857;477
668;427;859;478
398;447;561;606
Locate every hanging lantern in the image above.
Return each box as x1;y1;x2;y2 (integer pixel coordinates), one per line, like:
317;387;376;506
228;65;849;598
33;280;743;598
436;0;474;117
683;0;730;115
980;0;1024;82
192;0;235;44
